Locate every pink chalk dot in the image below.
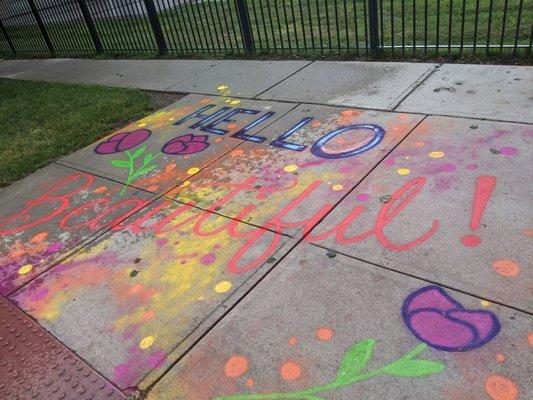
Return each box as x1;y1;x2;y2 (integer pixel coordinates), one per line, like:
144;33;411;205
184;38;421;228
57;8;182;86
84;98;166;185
466;163;478;170
438;163;457;172
200;253;216;265
461;235;481;247
356;193;371;202
500;146;518;156
156;238;168;247
383;158;395;166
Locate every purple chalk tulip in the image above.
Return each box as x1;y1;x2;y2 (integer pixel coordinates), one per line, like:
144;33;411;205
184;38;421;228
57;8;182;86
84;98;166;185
95;129;151;154
402;285;500;352
162;134;210;155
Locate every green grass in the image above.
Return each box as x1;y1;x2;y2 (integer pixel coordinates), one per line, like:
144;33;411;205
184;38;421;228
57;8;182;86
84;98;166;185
0;79;154;187
0;0;530;60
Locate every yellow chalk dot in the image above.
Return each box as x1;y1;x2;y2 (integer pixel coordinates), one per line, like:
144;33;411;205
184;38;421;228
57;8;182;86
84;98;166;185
283;164;298;173
429;151;445;158
18;264;33;275
225;98;232;103
397;168;410;176
481;300;491;307
139;336;154;349
187;167;200;175
180;180;191;187
214;281;232;293
332;184;344;191
230;100;241;106
217;84;228;91
138;123;147;127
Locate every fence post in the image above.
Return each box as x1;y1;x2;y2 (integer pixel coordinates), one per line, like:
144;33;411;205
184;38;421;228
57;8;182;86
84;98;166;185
367;0;380;55
0;18;16;55
235;0;254;54
77;0;103;54
142;0;167;55
27;0;54;55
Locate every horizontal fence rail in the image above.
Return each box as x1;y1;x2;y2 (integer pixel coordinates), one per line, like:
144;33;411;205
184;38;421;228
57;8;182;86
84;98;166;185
0;0;531;58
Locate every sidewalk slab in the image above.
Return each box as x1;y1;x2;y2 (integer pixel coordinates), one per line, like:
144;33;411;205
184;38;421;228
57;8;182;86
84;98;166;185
168;104;422;236
258;61;437;110
146;243;530;400
0;58;66;78
397;64;533;123
11;198;293;391
0;295;125;400
0;164;152;295
59;94;296;195
309;116;533;312
99;59;221;91
165;60;312;97
8;58;123;85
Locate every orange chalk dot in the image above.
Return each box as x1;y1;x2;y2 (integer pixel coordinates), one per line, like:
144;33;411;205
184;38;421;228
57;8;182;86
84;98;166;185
147;185;159;192
215;138;223;143
288;336;298;346
228;123;239;130
142;310;155;321
93;186;107;194
166;163;177;172
200;98;211;104
245;378;254;388
316;327;334;341
485;375;519;400
495;353;506;363
231;149;244;157
280;362;301;381
311;120;322;128
224;355;248;378
492;259;520;277
130;284;143;294
413;141;425;147
528;332;533;347
341;110;357;117
31;232;48;243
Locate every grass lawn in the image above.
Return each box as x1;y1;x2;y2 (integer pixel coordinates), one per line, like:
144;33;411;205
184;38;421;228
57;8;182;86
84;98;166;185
0;79;156;187
0;0;530;59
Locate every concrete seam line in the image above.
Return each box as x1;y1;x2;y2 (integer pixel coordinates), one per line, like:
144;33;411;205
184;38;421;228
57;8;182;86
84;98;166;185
391;63;441;111
161;60;225;91
253;60;316;99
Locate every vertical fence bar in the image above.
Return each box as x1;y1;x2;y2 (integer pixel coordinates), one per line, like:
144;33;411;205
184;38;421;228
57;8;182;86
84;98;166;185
235;0;255;54
368;0;379;55
27;0;54;54
77;0;103;53
143;0;167;54
513;0;524;56
0;18;16;55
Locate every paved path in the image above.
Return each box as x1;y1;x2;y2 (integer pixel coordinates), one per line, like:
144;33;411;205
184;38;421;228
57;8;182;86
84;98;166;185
0;58;531;400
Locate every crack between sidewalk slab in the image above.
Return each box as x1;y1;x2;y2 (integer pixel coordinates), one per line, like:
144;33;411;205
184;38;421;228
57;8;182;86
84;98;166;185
389;63;441;111
253;60;315;99
308;242;533;317
140;115;430;398
161;60;225;91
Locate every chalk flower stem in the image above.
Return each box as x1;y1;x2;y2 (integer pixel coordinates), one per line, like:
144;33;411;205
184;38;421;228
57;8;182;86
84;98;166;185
214;341;445;400
110;145;160;195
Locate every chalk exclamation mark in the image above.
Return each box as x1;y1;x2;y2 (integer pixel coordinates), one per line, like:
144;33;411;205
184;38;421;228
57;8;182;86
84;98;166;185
461;175;497;247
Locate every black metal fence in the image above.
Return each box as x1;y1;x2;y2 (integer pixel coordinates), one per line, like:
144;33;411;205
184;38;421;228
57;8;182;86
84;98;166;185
0;0;531;58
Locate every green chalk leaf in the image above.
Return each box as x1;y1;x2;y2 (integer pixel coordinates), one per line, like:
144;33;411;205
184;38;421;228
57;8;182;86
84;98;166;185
384;359;445;377
143;153;154;165
110;159;130;168
131;145;146;159
335;339;375;384
137;164;157;176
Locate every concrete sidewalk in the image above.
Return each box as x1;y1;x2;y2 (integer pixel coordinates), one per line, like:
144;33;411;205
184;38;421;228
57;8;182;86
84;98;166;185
0;58;531;122
0;58;531;400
